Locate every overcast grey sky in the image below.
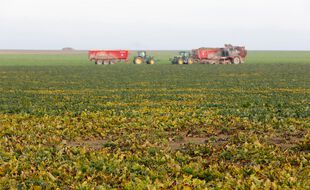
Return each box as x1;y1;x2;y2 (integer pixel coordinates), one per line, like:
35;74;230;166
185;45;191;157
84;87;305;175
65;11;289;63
1;0;309;50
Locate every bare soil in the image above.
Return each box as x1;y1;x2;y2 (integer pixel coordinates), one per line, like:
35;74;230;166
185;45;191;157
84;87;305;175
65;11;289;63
66;139;107;150
169;133;230;151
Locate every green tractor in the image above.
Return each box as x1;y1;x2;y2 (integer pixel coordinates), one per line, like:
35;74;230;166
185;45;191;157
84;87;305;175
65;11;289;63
133;51;156;65
170;51;194;65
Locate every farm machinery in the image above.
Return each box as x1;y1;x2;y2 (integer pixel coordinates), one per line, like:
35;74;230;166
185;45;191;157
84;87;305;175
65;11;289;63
88;50;129;65
88;44;247;65
191;44;247;64
133;51;156;65
170;45;247;65
170;51;194;65
88;50;156;65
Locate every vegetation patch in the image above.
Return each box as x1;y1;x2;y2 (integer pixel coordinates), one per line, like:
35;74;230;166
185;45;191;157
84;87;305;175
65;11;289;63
0;51;309;189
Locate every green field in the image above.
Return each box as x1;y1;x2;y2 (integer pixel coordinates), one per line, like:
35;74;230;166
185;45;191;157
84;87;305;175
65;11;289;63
1;51;310;66
0;51;309;189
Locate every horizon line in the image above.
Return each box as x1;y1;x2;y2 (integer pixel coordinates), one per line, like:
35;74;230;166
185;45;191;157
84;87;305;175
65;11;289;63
1;49;310;51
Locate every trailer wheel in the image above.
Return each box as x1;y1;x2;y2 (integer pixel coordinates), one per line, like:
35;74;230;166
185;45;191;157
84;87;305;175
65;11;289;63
96;60;103;65
103;60;110;65
177;58;184;65
233;57;241;64
110;60;116;65
134;57;143;64
187;58;194;65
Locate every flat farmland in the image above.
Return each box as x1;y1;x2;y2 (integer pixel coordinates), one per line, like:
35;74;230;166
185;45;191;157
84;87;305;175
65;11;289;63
0;51;309;189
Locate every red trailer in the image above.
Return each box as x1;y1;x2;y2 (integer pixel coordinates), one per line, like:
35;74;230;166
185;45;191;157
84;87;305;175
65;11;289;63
88;50;129;65
192;44;247;64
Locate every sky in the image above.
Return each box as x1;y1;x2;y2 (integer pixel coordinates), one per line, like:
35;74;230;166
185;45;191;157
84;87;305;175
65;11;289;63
0;0;309;50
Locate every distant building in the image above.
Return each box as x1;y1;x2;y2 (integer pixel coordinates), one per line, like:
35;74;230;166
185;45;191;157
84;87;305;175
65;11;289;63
62;47;74;51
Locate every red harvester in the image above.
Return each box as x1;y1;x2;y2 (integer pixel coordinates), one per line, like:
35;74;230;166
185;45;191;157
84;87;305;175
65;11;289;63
192;44;247;64
88;50;129;65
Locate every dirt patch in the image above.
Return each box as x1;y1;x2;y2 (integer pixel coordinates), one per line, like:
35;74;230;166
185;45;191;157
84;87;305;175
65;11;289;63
267;135;305;150
211;134;230;146
169;133;230;151
169;137;207;150
66;139;107;150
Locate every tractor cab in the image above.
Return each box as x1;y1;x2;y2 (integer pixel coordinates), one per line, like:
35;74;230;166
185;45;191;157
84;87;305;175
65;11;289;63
222;44;247;58
137;51;146;58
221;44;247;64
179;51;190;58
179;51;186;57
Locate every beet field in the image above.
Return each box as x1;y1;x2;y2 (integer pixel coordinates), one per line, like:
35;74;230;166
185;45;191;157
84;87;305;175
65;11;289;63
0;51;309;189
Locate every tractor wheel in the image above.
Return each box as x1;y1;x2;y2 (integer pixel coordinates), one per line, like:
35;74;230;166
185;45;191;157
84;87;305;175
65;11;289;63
187;58;194;65
148;59;155;65
233;57;241;64
134;57;143;64
177;58;184;65
96;60;103;65
103;60;109;65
